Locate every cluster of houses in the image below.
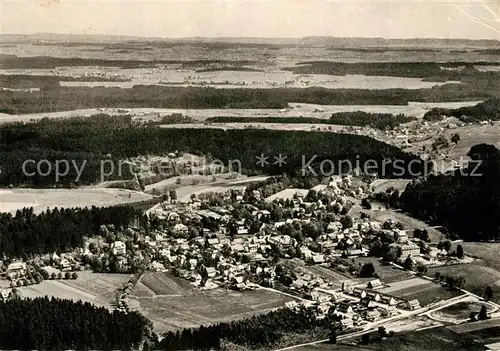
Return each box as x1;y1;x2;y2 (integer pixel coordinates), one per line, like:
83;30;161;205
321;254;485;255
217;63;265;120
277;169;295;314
284;278;422;330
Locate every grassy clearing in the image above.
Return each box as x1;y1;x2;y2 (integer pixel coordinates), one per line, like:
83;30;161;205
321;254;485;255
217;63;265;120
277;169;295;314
0;188;152;214
131;287;296;332
432;301;494;320
18;271;130;308
340;256;413;284
138;272;193;296
381;279;463;306
460;243;500;270
428;264;500;303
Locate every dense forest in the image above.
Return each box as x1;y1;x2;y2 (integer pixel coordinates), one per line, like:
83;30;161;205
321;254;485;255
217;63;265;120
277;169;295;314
0;54;257;69
423;98;500;122
0;74;131;89
205;112;415;130
0;205;143;257
283;61;499;81
0;84;494;114
399;144;500;241
0;297;150;350
0;115;425;187
156;306;336;350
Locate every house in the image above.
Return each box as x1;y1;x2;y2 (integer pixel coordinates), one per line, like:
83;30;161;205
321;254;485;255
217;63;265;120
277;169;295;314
352;287;367;299
336;302;353;314
231;275;247;290
58;258;71;271
204;267;217;278
173;223;189;235
401;299;421;310
344;249;363;257
366;279;383;289
366;291;381;302
311;255;325;264
381;306;398;317
380;295;397;306
207;238;219;246
398;243;421;257
309;291;330;303
335;318;354;330
6;262;27;279
189;272;202;285
111;241;126;255
149;261;166;272
394;230;409;243
365;309;381;321
285;301;299;309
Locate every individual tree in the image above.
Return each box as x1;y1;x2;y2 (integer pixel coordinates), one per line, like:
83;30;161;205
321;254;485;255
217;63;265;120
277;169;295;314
340;215;354;229
378;326;387;338
434;272;441;281
479;305;488;320
403;256;415;271
420;230;430;242
329;328;337;344
456;244;464;259
51;272;57;280
485;286;493;301
361;333;370;345
72;272;78;279
169;190;178;202
451;133;461;145
359;263;375;278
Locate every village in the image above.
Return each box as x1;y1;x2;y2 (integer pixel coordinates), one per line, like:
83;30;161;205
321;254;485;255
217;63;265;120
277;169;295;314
0;171;493;341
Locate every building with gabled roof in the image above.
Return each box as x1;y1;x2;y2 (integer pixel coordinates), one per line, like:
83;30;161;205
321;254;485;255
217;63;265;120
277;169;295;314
366;279;383;289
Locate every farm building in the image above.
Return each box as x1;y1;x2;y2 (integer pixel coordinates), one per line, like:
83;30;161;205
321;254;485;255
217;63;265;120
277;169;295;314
401;299;421;310
366;279;383;289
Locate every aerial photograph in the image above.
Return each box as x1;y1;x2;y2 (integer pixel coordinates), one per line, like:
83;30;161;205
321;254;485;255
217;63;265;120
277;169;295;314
0;0;499;349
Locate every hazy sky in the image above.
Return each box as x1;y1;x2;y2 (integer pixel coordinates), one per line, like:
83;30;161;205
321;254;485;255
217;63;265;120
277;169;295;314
1;0;500;39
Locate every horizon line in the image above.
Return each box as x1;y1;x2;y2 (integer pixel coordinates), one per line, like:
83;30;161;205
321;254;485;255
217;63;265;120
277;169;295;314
2;32;500;42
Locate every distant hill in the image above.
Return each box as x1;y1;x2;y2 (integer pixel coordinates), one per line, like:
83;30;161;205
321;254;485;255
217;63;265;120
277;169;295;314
1;33;499;48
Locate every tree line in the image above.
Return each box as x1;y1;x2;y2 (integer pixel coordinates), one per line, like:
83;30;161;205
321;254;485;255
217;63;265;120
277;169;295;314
399;144;500;241
205;112;416;130
0;84;495;115
156;306;333;350
0;296;150;350
0;115;426;187
0;205;143;258
423;98;500;122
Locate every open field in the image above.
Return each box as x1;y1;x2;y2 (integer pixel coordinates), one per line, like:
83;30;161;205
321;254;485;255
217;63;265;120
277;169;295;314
428;264;500;303
367;209;446;242
340;257;413;284
460;243;500;270
266;188;311;202
130;287;297;332
0;188;153;214
430;300;496;321
302;265;353;290
370;179;411;193
379;277;463;306
379;277;430;294
133;272;193;296
0;100;485;125
18;271;130;308
448;317;500;334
